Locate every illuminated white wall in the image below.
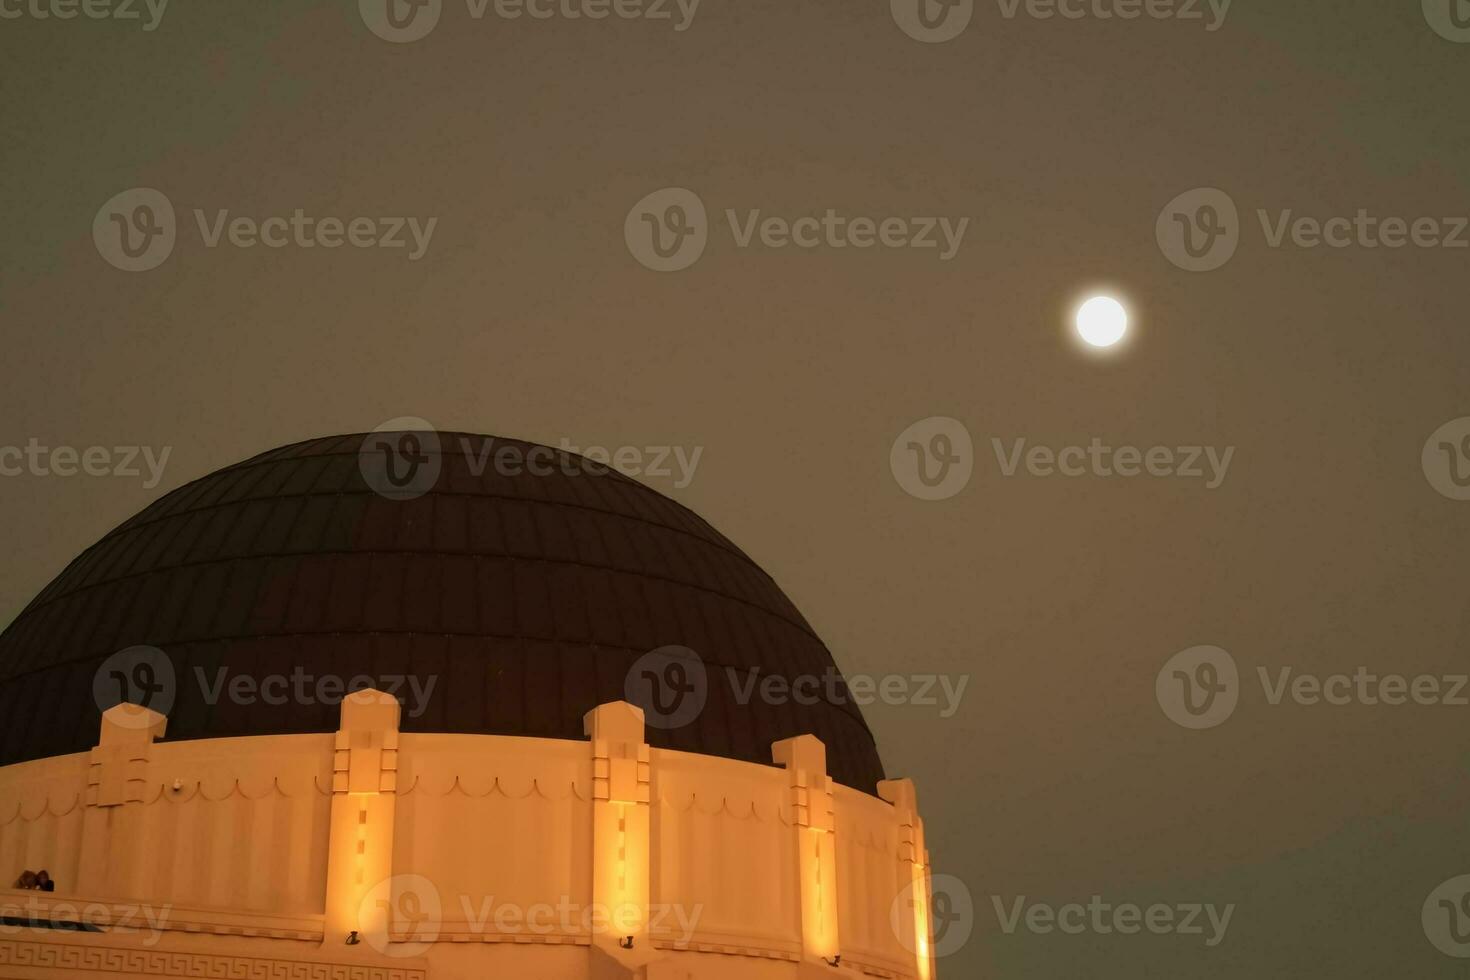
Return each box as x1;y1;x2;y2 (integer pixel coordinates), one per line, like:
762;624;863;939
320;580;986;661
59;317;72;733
0;694;935;979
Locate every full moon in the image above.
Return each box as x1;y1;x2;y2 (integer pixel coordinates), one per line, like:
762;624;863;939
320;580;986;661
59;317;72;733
1075;295;1129;348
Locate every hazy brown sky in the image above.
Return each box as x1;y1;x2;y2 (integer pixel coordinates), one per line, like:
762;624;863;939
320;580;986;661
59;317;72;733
4;0;1470;974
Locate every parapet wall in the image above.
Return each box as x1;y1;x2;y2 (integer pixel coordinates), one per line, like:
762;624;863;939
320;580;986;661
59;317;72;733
0;693;935;979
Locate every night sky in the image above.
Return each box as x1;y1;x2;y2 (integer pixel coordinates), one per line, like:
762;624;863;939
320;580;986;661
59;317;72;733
3;0;1470;974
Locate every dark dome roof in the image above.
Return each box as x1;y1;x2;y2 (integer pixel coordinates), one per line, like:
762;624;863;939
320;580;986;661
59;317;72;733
0;432;885;792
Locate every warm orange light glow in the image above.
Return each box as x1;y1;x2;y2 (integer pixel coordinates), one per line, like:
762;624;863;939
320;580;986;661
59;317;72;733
911;864;933;980
799;828;840;960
